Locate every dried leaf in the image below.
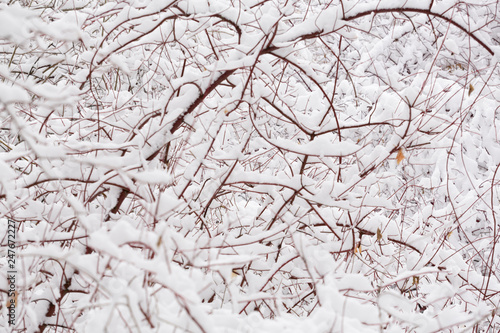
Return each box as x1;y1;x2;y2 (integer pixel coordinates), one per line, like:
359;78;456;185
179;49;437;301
412;276;420;285
231;269;240;279
6;291;17;308
376;228;383;241
355;244;362;254
468;84;474;96
396;148;405;164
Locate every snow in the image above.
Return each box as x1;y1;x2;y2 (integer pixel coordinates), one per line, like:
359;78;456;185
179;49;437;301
3;0;500;331
0;82;30;103
0;3;35;41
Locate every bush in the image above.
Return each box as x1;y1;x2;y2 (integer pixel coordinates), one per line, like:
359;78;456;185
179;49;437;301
1;0;499;331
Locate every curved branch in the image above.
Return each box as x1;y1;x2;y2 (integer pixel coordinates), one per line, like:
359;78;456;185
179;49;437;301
343;7;494;55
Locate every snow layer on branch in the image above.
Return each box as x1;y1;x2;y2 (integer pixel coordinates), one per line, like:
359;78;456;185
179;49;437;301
3;0;500;332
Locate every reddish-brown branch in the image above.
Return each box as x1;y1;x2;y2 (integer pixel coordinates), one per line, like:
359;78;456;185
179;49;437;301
343;7;494;55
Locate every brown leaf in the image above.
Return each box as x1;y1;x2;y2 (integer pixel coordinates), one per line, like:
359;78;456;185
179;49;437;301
396;148;405;164
6;291;17;308
468;84;474;96
412;276;420;285
376;228;383;241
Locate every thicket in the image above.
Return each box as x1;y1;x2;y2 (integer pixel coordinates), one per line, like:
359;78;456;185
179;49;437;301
1;0;500;332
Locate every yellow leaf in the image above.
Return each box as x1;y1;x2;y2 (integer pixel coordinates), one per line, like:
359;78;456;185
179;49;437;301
355;244;362;253
396;148;405;164
468;84;474;96
412;276;420;285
